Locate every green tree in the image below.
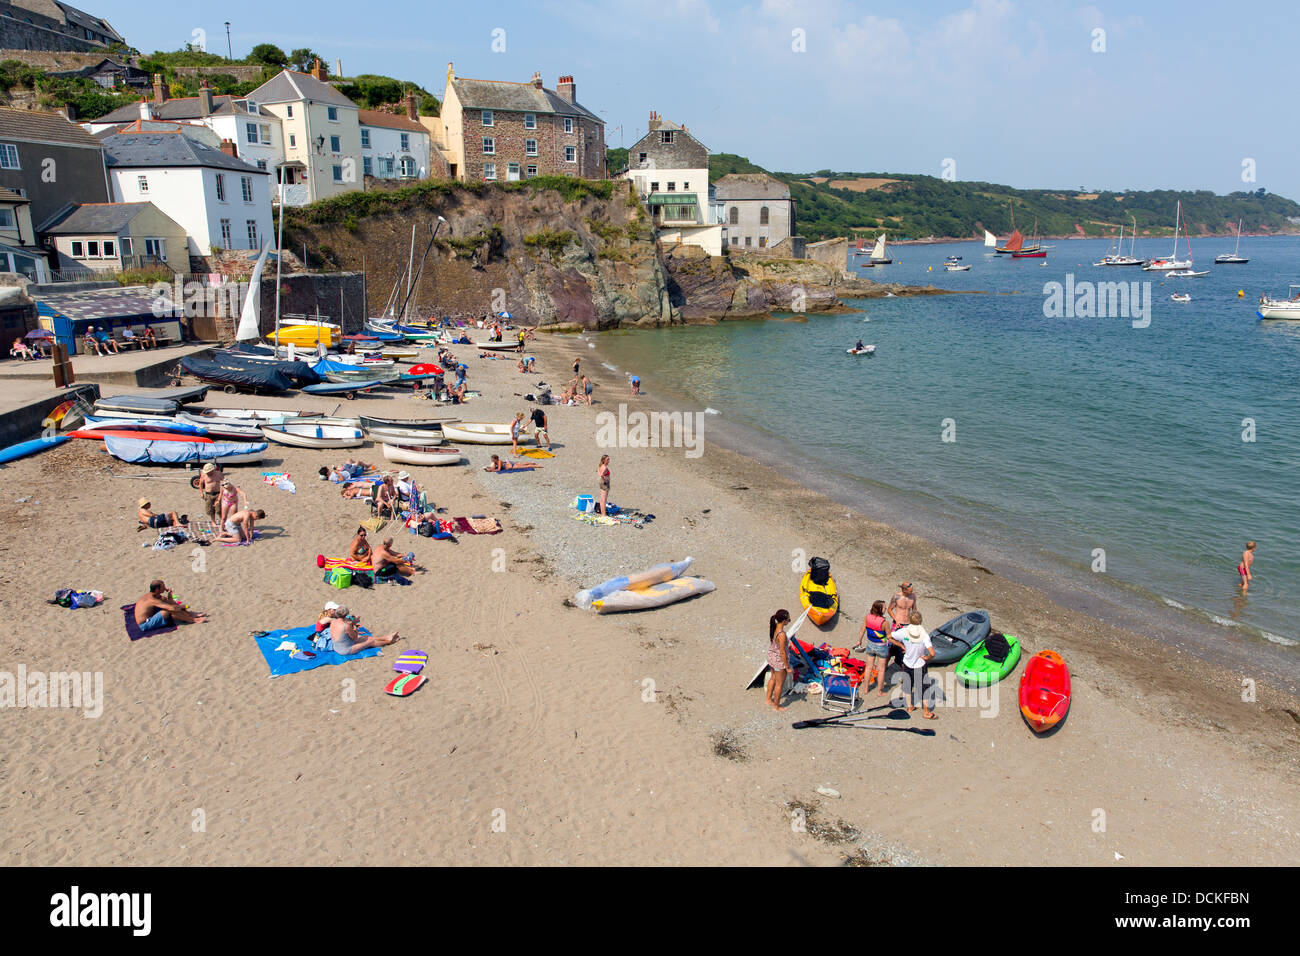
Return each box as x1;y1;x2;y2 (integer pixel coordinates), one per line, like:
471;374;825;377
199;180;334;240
289;48;322;72
248;44;287;68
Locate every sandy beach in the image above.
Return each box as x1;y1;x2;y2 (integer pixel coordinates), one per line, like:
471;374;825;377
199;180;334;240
1;334;1298;867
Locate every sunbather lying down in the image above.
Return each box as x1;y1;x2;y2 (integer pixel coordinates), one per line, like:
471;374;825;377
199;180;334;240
137;498;187;530
484;454;539;472
320;459;375;482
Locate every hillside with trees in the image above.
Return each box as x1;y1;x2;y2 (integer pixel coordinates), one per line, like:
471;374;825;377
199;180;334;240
708;153;1300;240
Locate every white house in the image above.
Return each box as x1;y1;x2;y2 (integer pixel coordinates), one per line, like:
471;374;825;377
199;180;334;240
359;100;430;181
621;112;725;255
101;130;274;261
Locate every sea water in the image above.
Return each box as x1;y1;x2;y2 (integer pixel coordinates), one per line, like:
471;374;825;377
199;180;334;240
595;236;1300;688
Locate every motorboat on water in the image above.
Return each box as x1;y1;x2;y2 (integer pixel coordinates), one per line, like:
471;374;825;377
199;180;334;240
1170;293;1192;303
1166;269;1209;278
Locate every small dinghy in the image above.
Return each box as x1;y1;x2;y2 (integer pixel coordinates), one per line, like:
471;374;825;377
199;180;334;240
359;415;456;432
301;380;388;398
593;576;716;613
440;422;525;445
1170;293;1191;303
381;443;463;466
260;422;365;449
477;341;520;352
366;426;444;445
93;395;180;417
103;436;267;465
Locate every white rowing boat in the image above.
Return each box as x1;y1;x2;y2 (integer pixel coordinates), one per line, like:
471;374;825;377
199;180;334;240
476;341;520;352
440;422;529;445
365;426;444;445
260;422;365;449
381;443;464;466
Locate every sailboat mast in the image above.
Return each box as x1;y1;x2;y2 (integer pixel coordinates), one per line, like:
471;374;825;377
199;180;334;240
274;178;285;346
1235;218;1242;256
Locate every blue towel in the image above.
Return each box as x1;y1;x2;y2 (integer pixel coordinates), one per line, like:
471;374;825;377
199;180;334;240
254;625;380;677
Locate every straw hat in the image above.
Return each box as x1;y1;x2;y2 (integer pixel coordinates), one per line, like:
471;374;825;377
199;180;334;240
397;471;410;480
202;462;216;473
137;497;149;508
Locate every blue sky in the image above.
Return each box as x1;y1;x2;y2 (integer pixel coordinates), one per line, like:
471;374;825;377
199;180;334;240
106;0;1296;198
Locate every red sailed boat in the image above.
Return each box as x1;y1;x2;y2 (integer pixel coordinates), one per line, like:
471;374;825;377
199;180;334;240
1019;650;1071;732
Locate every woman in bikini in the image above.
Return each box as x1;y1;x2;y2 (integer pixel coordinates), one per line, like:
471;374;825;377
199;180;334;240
765;609;791;711
485;454;538;472
348;527;372;566
596;455;611;515
1238;541;1257;593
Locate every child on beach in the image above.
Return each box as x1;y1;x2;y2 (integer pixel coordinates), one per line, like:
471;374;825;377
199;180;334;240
899;610;936;719
766;609;791;710
1239;541;1257;593
630;375;641;395
511;411;526;453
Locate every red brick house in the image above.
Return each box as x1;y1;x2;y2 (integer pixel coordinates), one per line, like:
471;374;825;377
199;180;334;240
437;65;605;182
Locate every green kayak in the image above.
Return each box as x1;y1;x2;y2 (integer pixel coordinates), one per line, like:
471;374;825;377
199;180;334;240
955;633;1022;686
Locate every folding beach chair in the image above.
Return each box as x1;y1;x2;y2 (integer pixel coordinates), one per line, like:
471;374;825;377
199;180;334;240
820;672;859;715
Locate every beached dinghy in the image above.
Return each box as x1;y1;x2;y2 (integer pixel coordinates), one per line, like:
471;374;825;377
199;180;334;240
359;415;457;432
380;443;463;466
194;407;324;423
928;610;992;665
439;422;528;445
260;422;365;449
300;379;388;398
365;426;444;445
0;434;69;465
93;395;181;418
477;341;521;352
103;435;267;465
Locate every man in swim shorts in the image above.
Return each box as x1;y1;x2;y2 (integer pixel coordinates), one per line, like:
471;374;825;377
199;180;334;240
197;462;223;521
134;579;207;630
888;582;917;629
137;498;186;530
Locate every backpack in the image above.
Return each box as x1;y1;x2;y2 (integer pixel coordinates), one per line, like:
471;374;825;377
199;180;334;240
325;567;352;589
418;520;436;537
808;557;831;587
350;570;373;589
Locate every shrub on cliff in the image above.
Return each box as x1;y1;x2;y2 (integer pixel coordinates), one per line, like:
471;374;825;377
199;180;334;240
523;230;579;260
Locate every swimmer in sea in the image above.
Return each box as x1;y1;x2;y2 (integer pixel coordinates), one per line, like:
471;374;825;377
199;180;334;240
1238;541;1256;593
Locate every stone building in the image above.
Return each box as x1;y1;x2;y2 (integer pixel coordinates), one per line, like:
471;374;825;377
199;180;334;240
437;65;604;182
0;0;123;52
713;173;796;251
621;112;724;255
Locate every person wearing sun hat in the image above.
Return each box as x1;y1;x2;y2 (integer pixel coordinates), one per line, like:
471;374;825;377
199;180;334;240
137;497;186;530
197;461;223;521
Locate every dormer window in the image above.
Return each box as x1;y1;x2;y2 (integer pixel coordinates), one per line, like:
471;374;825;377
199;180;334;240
660;130;674;144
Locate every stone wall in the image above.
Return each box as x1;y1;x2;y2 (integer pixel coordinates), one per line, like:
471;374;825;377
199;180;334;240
0;18;107;53
805;237;848;271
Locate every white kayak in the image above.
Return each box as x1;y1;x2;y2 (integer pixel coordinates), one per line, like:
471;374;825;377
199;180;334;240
381;443;464;466
260;422;365;449
593;576;716;613
440;422;529;445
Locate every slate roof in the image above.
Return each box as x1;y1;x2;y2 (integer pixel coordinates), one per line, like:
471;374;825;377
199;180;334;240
450;77;601;123
36;285;183;322
358;109;425;133
100;132;266;173
712;173;791;201
247;70;356;109
40;201;149;234
0;106;103;148
92;95;236;124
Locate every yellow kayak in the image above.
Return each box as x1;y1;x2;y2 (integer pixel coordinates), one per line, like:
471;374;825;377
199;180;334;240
800;562;838;626
268;324;337;347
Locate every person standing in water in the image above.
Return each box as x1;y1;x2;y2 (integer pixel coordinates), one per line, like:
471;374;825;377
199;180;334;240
1238;541;1257;593
766;609;791;711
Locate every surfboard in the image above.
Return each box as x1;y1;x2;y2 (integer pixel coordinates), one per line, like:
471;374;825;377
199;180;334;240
393;650;428;674
385;673;426;697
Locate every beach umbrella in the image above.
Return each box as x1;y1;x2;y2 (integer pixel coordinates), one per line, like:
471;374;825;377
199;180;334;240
25;329;53;340
497;311;514;319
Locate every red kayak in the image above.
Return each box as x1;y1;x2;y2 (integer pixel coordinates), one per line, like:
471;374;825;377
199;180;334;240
1019;650;1071;733
68;429;213;444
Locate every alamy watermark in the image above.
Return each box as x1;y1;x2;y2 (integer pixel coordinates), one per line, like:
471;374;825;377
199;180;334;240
594;404;704;458
0;665;103;718
150;278;250;319
1043;274;1151;328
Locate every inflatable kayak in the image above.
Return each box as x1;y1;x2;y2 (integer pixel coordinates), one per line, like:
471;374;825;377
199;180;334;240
1019;650;1071;733
593;576;715;613
928;610;991;665
800;557;838;626
0;434;68;465
955;632;1021;686
575;558;693;609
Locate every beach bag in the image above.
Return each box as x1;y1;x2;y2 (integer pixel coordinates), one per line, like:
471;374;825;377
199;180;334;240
50;588;76;608
418;519;437;537
809;557;831;586
350;570;373;589
326;567;352;589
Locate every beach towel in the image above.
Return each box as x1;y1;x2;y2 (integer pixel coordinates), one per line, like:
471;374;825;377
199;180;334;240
571;512;649;528
517;449;555;459
360;516;387;534
253;625;380;677
332;472;380;485
122;603;177;641
261;472;297;494
490;465;537;473
317;554;373;572
451;516;502;535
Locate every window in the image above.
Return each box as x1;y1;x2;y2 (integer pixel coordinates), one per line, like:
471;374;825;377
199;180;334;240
288;134;296;148
256;159;267;171
329;135;340;153
380;157;394;176
144;238;165;259
482;137;495;155
525;139;538;157
220;218;232;249
399;133;409;151
241;176;253;202
332;165;343;183
246;121;258;142
119;237;131;256
327;106;338;121
483;162;497;181
86;240;99;257
563;117;574;134
247;101;259;114
683;181;690;190
400;157;415;177
730;236;738;246
0;208;13;229
481;110;494;127
102;239;115;258
667;182;675;191
564;145;576;163
0;143;20;169
215;173;225;201
728;207;738;225
137;175;149;193
360;128;370;148
260;124;271;144
649;181;659;192
759;206;770;225
246;220;258;248
524;113;536;129
286;105;293;118
507;162;520;181
526;164;537;178
362;156;373;176
638;152;647;164
744;236;752;247
70;240;83;257
660;130;673;143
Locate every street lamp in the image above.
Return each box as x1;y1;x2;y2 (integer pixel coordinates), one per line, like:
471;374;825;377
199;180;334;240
224;22;232;60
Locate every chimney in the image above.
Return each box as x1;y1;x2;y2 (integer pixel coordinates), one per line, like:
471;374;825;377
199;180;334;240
530;71;542;89
405;91;418;121
557;75;575;103
152;73;167;104
648;110;660;131
137;98;151;121
219;138;238;158
198;79;213;115
310;58;328;82
59;103;76;122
